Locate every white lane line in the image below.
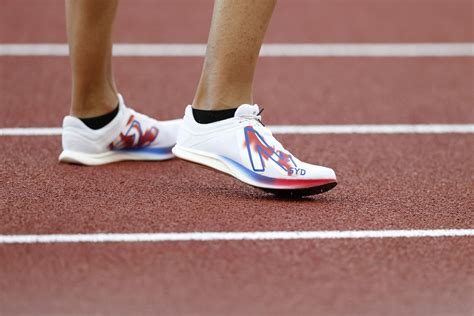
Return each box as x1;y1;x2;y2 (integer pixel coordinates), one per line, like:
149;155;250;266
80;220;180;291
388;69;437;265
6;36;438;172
1;43;473;57
0;229;473;244
268;124;474;134
1;125;473;136
0;127;62;136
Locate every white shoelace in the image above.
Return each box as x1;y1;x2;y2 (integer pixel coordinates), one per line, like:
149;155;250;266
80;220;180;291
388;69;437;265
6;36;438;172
238;106;288;155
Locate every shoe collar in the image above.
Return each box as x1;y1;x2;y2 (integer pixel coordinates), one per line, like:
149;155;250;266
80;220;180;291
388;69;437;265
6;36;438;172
117;93;126;110
234;104;260;118
185;104;260;122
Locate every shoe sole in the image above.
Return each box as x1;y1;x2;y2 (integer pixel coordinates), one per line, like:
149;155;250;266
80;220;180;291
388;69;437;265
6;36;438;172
172;145;337;197
59;149;175;166
261;182;337;198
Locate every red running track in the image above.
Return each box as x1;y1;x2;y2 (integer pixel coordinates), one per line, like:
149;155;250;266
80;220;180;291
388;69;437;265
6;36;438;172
1;57;473;127
1;134;473;234
1;0;473;43
1;238;472;316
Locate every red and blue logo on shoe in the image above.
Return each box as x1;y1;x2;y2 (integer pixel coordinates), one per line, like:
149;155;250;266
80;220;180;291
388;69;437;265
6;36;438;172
109;115;158;150
244;126;304;176
107;115;172;154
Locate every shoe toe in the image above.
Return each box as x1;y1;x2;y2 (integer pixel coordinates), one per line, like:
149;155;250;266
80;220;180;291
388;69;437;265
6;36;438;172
304;164;337;182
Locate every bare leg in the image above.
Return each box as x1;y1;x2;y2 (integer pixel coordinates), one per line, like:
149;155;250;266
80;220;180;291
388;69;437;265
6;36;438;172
193;0;276;110
66;0;119;118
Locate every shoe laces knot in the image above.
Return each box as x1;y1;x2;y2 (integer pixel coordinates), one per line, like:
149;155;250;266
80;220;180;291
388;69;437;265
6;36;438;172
238;104;265;126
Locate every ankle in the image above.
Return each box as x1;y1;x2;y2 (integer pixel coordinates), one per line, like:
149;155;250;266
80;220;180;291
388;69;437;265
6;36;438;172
192;107;238;124
70;89;118;118
79;104;119;130
192;82;253;110
192;94;253;111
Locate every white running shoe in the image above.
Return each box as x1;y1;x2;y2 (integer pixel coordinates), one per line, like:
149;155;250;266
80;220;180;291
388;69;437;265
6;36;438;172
172;104;337;196
59;94;181;166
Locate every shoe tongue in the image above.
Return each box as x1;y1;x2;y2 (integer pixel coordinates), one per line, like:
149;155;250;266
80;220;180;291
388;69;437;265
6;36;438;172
234;104;260;118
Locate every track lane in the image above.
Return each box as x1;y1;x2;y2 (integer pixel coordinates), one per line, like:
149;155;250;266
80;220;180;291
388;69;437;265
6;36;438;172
1;238;472;316
1;0;472;43
1;57;473;127
1;134;472;234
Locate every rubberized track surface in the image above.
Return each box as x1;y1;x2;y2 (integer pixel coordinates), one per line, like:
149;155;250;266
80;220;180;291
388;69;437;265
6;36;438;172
1;1;473;315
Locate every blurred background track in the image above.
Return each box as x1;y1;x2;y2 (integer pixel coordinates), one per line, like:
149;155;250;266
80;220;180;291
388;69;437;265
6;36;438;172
0;0;473;315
